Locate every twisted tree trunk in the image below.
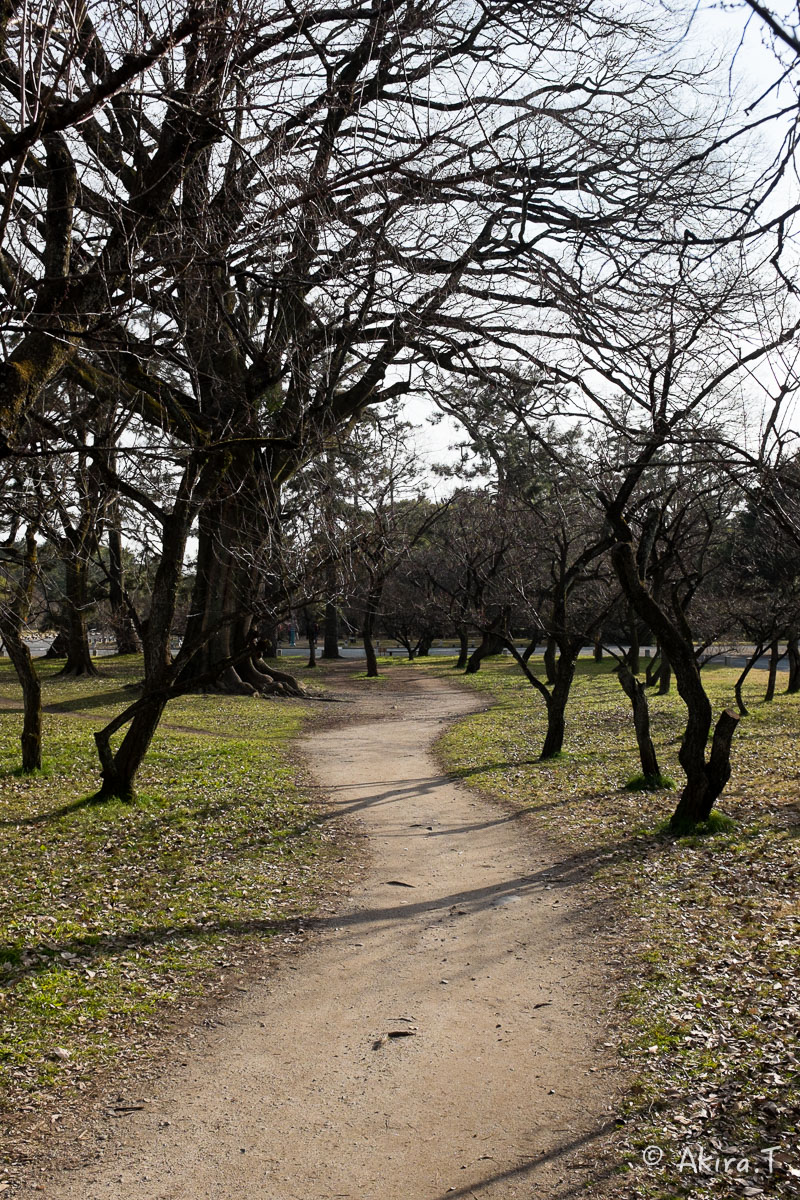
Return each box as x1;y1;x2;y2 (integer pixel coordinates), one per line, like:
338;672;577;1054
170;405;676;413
609;534;740;831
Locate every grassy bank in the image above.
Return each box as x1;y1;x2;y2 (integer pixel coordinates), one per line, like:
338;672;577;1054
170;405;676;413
0;657;342;1162
412;653;799;1199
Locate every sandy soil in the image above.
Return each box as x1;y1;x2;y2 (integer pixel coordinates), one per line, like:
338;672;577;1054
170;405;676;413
37;666;619;1199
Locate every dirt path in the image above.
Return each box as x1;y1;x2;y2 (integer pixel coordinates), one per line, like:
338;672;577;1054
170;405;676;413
40;668;618;1200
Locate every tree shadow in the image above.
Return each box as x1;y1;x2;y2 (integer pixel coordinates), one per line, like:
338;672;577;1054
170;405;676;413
431;1121;618;1200
42;688;138;714
0;792;121;827
0;829;665;981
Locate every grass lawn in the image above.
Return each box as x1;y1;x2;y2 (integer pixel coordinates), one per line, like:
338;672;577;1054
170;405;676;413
406;653;799;1199
0;656;343;1162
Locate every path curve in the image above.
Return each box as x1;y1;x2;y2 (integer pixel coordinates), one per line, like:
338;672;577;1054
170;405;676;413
40;668;617;1199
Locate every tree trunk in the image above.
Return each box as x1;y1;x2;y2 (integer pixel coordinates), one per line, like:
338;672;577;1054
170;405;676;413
786;634;800;694
321;598;341;658
363;606;379;678
658;656;672;695
108;523;139;655
539;650;576;760
57;551;99;676
645;643;660;687
734;644;764;716
593;640;603;661
417;633;433;657
0;527;43;770
91;465;208;799
465;630;505;674
764;639;781;703
616;662;661;782
44;627;68;658
626;610;640;675
0;617;42;772
543;635;557;685
95;693;167;800
455;628;469;670
669;708;740;831
609;536;738;831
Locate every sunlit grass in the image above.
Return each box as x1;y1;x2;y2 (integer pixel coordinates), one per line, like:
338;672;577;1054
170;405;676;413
0;657;339;1117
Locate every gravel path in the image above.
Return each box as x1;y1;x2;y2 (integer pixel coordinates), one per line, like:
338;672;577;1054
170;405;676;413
40;667;617;1199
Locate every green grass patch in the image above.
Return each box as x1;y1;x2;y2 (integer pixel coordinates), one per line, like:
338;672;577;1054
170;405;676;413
407;652;800;1198
624;772;675;792
0;656;341;1124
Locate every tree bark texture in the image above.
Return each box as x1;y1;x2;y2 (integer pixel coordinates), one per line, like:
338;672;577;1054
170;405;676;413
609;536;739;829
322;598;341;658
455;628;469;670
787;635;800;694
465;630;505;674
57;548;99;676
764;639;781;702
616;662;661;782
734;644;764;716
543;635;557;685
108;523;139;654
363;596;380;678
0;528;42;770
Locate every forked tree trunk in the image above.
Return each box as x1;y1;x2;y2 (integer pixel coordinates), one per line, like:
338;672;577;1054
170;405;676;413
539;650;576;760
644;643;660;687
95;693;168;800
669;708;740;830
609;535;739;831
503;633;581;761
616;662;661;782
